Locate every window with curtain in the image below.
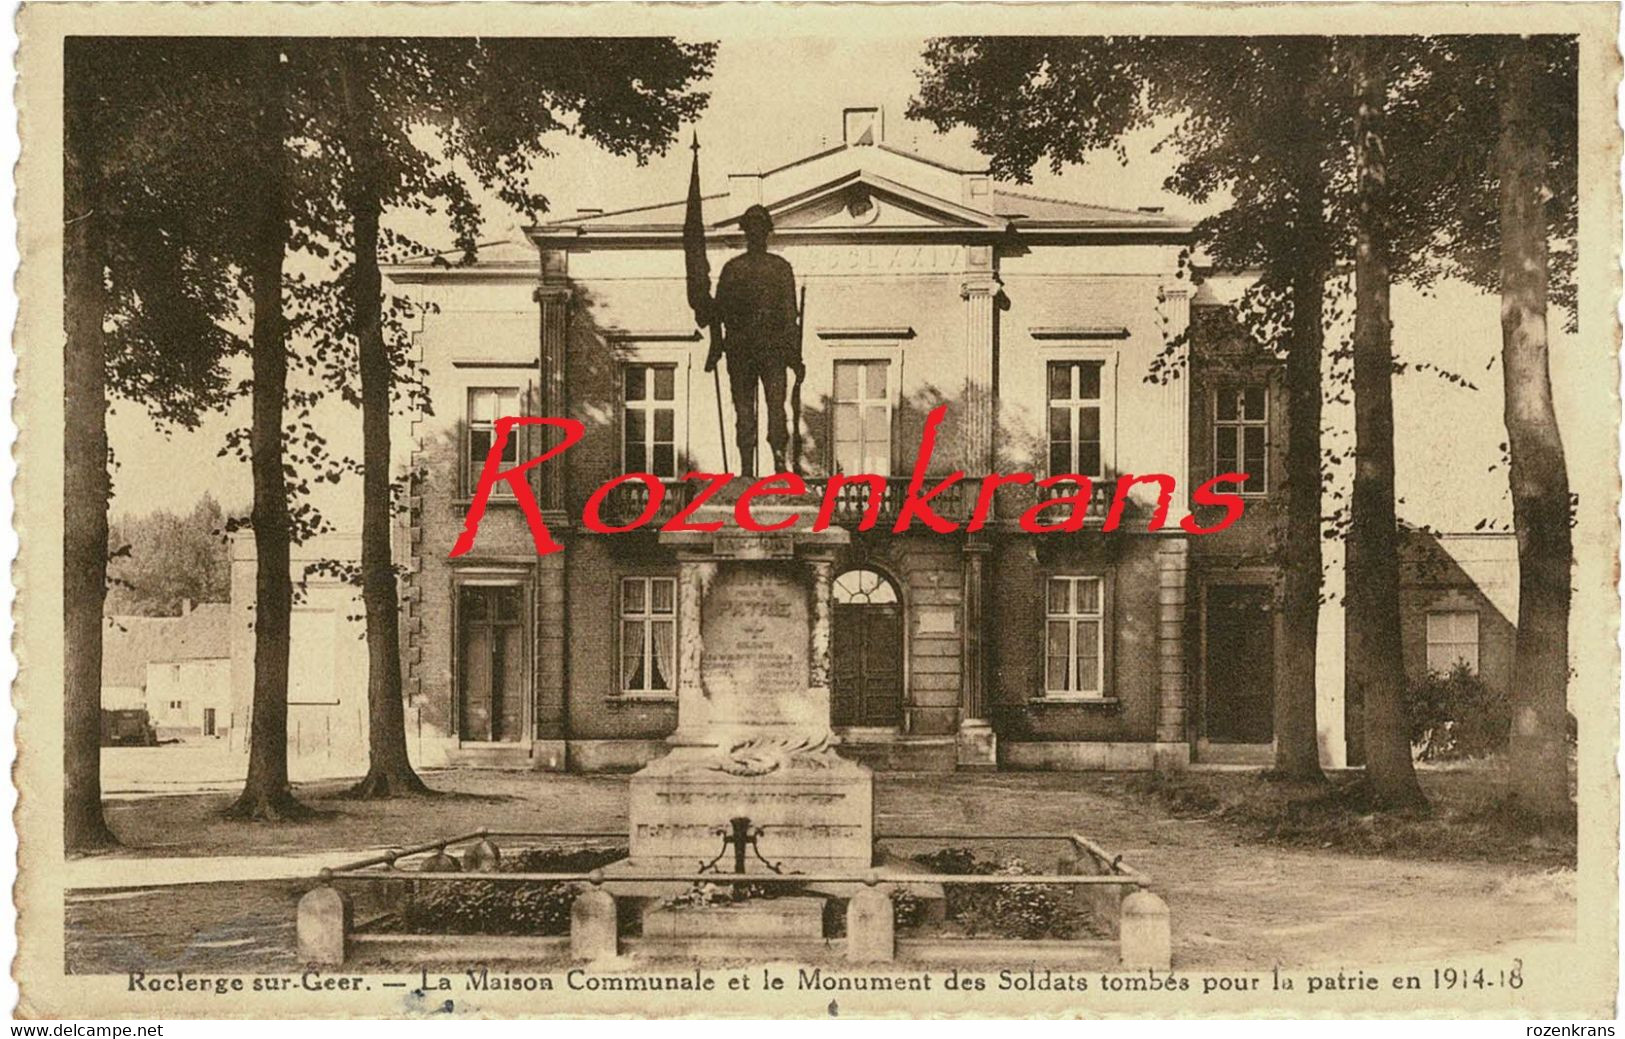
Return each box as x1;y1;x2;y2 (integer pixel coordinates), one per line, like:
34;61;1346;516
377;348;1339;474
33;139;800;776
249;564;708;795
1045;575;1105;698
621;576;676;695
832;359;892;476
1426;610;1480;674
1215;385;1269;493
1047;361;1104;479
466;387;521;495
623;363;678;478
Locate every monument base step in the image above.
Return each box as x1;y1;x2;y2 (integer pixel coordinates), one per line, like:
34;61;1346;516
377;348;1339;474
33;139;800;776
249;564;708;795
834;736;957;772
622;935;843;962
641;895;826;940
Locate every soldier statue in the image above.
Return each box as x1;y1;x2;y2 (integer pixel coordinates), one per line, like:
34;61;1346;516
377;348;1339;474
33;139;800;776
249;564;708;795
705;204;803;477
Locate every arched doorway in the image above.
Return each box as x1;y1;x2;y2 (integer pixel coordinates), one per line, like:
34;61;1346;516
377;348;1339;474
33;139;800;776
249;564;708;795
831;568;904;729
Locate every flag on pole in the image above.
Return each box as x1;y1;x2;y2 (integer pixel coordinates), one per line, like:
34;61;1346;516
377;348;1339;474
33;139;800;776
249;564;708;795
683;134;710;325
683;134;730;471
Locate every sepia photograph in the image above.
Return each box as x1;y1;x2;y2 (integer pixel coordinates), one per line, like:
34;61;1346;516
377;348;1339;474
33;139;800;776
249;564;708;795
10;1;1621;1021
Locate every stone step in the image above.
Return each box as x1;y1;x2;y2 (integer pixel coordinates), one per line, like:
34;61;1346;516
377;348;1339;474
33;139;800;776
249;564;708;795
445;743;533;769
621;935;843;962
834;737;957;772
641;895;827;940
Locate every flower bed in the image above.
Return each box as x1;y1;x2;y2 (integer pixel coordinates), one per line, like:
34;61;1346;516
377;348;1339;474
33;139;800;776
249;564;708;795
895;848;1109;941
390;844;628;936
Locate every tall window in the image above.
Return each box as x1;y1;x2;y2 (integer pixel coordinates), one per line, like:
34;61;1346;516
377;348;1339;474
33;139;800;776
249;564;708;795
467;387;520;494
623;363;677;478
1426;610;1480;674
832;359;892;475
1215;385;1268;493
1045;575;1104;697
621;576;676;696
1047;361;1104;478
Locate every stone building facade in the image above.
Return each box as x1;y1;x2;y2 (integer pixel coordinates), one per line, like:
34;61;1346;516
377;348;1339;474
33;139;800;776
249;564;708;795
382;107;1464;773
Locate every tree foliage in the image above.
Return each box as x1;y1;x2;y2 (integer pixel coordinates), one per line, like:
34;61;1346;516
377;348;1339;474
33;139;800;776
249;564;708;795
105;496;232;616
1386;35;1579;329
912;36;1337;781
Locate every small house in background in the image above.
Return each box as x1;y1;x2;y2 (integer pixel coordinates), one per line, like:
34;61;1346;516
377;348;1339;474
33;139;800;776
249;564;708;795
143;601;232;739
101;602;231;744
100;614;171;746
1344;529;1519;766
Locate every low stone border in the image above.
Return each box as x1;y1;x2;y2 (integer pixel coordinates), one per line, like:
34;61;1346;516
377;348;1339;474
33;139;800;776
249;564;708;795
298;831;1171;970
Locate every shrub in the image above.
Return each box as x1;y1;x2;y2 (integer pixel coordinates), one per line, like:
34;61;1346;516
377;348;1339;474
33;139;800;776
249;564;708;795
905;847;1080;939
396;843;627;936
1405;662;1509;761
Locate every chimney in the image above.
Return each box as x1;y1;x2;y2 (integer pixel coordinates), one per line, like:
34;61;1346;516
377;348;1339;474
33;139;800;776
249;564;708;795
180;598;193;617
843;107;882;147
574;207;604;219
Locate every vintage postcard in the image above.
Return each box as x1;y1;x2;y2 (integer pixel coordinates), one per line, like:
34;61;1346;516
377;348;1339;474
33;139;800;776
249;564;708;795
12;1;1621;1020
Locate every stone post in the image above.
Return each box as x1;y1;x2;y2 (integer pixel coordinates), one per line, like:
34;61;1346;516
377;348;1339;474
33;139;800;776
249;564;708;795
296;880;352;967
571;881;619;960
1119;888;1172;969
846;879;895;963
462;835;502;872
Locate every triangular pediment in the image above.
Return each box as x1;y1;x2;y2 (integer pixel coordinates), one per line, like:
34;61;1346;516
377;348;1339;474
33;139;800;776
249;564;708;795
719;171;1005;233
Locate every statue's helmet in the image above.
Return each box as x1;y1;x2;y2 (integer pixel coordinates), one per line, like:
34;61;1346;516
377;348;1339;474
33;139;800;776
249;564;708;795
740;204;774;234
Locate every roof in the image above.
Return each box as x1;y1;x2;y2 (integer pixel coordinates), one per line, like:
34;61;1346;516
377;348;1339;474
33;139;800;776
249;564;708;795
101;616;181;687
531;181;1187;234
152;602;231;664
985;188;1184;228
386;130;1192;273
101;604;230;687
391;236;538;271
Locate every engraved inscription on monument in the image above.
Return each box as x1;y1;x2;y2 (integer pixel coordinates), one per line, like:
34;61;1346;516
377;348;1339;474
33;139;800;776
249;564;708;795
699;564;819;732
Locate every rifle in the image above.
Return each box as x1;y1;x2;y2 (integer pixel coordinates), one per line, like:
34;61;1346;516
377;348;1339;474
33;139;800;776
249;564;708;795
790;284;807;475
705;317;728;474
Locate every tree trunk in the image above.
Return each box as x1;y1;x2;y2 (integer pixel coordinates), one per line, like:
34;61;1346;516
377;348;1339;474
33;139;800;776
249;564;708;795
1347;40;1427;810
1498;39;1572;817
63;42;119;852
342;46;431;799
227;45;310;821
1273;47;1329;782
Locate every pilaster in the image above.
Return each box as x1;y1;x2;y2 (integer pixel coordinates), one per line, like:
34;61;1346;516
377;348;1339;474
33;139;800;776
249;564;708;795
808;556;834;692
534;284;571;523
1158;284;1192;513
1155;537;1191;747
960;253;999;474
669;558;718;744
957;538;997;768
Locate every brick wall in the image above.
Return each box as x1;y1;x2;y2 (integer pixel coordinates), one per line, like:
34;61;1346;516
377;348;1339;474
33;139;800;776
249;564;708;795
988;534;1165;744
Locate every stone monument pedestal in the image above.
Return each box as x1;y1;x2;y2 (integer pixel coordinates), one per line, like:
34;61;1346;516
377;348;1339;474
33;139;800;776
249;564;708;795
624;525;874;876
629;750;873;872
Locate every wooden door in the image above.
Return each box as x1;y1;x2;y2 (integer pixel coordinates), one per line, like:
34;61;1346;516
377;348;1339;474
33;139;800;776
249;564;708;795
458;585;526;742
1204;585;1274;743
832;602;903;728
